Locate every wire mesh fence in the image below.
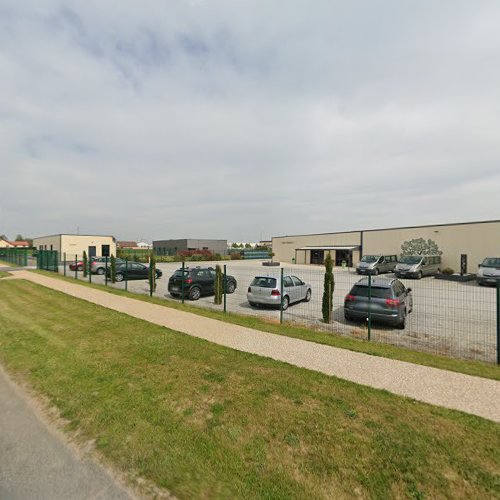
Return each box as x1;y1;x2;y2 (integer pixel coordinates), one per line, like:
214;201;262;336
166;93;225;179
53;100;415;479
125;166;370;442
0;248;29;266
37;251;500;364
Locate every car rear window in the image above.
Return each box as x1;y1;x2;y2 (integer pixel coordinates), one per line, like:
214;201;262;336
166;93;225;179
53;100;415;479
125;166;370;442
251;277;277;288
351;285;393;298
174;270;189;277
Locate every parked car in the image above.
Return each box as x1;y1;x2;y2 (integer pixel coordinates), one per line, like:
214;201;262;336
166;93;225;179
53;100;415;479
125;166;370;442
344;277;412;329
356;255;398;275
247;275;312;310
106;262;162;282
477;257;500;286
69;260;85;271
168;267;237;300
91;257;124;275
394;255;441;279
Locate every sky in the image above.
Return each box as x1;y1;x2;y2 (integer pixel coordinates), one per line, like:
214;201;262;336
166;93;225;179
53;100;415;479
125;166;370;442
1;1;500;242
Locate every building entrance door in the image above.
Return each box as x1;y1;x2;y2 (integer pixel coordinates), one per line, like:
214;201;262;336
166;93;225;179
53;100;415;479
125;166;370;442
335;250;352;267
88;246;96;258
310;250;324;265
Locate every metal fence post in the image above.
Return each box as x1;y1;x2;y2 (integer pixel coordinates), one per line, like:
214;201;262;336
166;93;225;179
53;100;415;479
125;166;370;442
64;252;66;276
280;267;284;324
223;264;227;313
88;257;92;283
497;281;500;365
367;273;372;341
74;254;78;280
125;258;128;292
105;256;108;286
181;261;185;304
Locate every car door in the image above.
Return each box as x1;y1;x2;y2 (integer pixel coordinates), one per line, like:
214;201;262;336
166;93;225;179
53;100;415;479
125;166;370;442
396;280;412;312
283;276;296;302
196;269;213;294
131;263;145;279
291;276;306;301
378;256;387;273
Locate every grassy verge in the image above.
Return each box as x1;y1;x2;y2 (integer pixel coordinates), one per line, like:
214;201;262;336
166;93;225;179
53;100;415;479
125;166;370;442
0;259;17;267
0;271;12;278
32;270;500;380
0;279;499;499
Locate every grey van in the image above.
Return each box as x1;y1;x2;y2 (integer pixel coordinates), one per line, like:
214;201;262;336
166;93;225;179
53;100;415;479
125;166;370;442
394;255;441;279
356;255;398;275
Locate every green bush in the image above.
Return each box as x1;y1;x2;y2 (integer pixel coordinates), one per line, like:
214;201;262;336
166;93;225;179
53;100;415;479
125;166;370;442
83;251;88;278
110;255;117;283
322;254;335;323
214;265;223;305
441;267;454;275
148;252;157;296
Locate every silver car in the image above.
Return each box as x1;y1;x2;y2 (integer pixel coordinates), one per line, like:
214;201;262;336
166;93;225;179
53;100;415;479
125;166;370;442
90;257;124;275
247;275;312;310
357;255;398;275
394;255;441;279
477;257;500;286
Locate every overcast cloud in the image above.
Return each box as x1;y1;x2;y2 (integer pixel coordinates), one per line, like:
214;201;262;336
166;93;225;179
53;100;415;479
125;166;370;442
1;0;500;242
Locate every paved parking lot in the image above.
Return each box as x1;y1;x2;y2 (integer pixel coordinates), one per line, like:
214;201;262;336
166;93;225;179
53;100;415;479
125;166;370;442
58;260;497;362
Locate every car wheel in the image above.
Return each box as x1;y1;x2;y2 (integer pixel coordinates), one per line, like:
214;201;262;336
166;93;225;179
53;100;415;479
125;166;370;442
418;272;423;280
281;295;290;311
344;312;353;322
115;273;124;282
248;301;257;307
304;289;312;302
77;265;83;271
97;267;105;275
155;271;161;279
397;309;407;330
226;281;236;294
170;293;179;298
189;287;201;301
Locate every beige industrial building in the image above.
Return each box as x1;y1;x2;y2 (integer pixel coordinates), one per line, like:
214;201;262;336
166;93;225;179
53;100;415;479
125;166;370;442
33;234;116;259
272;219;500;271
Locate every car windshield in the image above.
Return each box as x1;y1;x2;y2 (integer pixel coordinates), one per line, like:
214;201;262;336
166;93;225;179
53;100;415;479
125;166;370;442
361;255;379;263
481;258;500;268
351;286;392;299
399;256;422;265
251;277;277;288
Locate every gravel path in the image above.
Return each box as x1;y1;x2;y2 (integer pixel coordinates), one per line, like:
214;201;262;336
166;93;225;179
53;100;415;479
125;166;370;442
12;270;500;423
0;365;133;500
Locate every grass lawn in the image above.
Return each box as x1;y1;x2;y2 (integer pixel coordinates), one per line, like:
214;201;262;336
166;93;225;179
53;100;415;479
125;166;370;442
0;271;11;278
33;270;500;381
0;279;499;499
0;259;16;267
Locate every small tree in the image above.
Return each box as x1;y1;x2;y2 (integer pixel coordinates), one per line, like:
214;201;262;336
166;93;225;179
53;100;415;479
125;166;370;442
110;254;117;283
322;253;335;323
83;250;88;277
148;251;157;296
214;264;223;304
401;238;442;256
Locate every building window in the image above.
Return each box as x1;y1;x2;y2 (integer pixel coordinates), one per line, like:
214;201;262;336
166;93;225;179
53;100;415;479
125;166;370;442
101;244;110;257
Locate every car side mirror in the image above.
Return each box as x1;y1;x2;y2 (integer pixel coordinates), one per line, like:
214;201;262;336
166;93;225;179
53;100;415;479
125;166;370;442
407;288;412;293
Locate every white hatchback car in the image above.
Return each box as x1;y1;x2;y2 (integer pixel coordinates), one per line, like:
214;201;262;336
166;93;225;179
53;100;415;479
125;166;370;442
247;275;312;310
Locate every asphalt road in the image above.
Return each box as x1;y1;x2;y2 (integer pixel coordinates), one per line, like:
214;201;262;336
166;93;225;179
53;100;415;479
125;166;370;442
0;366;133;500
